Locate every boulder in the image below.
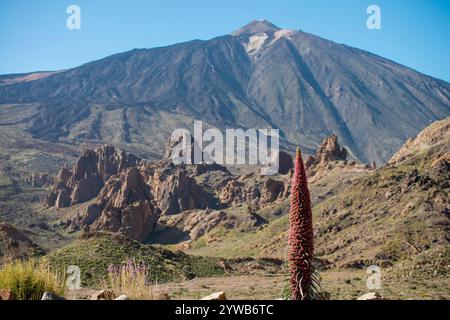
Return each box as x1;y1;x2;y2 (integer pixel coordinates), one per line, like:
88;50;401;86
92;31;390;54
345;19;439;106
157;293;171;300
90;289;117;300
41;292;65;300
357;292;382;300
201;291;227;300
0;289;15;300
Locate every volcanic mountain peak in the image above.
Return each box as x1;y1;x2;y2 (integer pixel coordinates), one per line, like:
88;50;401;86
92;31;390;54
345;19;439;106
0;19;448;165
231;20;281;36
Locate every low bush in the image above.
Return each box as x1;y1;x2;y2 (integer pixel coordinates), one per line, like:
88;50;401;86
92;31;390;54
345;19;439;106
0;258;65;300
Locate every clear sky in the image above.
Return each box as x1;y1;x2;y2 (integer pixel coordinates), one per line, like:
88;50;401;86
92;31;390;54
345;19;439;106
0;0;449;82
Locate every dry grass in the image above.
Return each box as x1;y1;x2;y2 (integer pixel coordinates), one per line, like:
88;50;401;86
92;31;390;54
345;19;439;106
0;258;66;300
105;259;165;300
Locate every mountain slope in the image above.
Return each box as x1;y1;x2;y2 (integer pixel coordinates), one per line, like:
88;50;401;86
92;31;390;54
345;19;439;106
0;20;448;163
187;118;450;283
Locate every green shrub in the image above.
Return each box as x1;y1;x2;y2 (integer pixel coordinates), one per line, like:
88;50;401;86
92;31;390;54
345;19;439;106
0;258;65;300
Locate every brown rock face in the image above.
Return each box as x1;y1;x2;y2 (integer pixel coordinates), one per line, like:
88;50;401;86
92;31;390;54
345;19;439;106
390;117;450;164
88;167;159;242
220;179;243;207
316;135;348;163
97;145;141;180
305;135;348;176
0;222;43;261
0;289;16;301
45;145;140;209
219;175;289;208
260;178;289;205
48;144;223;241
184;210;231;241
47;141;289;242
153;168;213;215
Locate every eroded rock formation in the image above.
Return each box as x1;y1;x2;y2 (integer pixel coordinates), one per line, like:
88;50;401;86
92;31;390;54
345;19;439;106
305;135;348;176
45;145;140;209
46;140;292;242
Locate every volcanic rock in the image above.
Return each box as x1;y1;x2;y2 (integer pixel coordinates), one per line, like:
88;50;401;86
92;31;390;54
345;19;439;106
45;145;140;208
201;291;227;300
0;222;43;260
0;289;15;301
152;168;213;215
89;167;159;242
90;289;117;300
305;135;348;177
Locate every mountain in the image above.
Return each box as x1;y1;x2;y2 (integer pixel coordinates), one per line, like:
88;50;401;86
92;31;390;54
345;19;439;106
0;20;449;163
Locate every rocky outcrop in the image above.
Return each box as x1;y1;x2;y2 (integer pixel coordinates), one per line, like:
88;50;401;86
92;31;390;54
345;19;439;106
305;135;348;177
220;175;289;208
0;222;43;260
87;167;160;242
46;142;288;242
163;133;229;175
220;179;249;207
260;178;289;205
152;167;213;215
45;145;140;209
182;210;234;241
390;117;450;164
306;135;347;167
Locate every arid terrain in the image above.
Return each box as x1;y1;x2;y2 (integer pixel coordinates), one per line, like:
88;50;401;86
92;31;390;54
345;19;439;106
0;20;449;301
1;117;448;300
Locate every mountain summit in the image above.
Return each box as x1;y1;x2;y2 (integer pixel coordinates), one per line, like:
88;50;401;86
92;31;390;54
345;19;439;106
231;20;281;36
0;21;448;163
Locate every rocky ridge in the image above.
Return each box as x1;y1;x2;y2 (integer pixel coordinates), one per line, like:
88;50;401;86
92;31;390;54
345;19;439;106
45;134;358;245
0;221;44;261
45;139;296;242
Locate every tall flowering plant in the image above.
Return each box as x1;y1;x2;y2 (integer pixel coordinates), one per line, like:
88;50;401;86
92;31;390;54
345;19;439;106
288;148;320;300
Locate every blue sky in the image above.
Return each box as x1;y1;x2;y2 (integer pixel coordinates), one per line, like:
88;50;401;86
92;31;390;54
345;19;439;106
0;0;449;81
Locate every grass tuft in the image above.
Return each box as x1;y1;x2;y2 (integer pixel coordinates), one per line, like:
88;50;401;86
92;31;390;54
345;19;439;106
105;259;164;300
0;258;65;300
